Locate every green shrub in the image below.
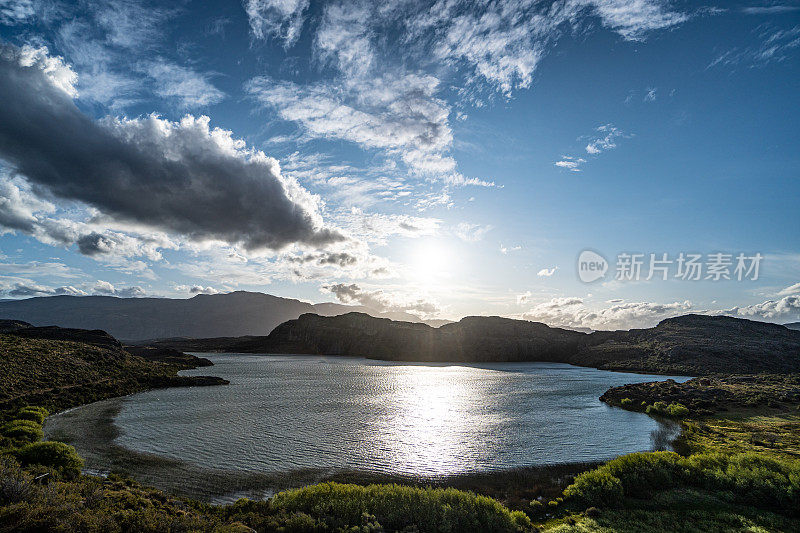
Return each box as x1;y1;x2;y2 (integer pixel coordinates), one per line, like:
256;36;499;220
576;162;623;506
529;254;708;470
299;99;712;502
620;398;633;408
563;469;624;508
667;403;689;418
562;451;800;514
603;452;683;495
269;482;533;532
16;406;49;424
2;419;43;442
15;441;83;478
645;401;690;419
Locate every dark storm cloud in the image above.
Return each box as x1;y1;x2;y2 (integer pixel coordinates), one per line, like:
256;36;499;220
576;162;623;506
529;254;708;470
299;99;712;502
0;45;343;251
288;251;359;267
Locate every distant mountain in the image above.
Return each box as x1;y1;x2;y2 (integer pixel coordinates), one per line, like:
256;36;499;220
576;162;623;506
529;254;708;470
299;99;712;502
0;291;439;340
786;322;800;331
154;313;800;375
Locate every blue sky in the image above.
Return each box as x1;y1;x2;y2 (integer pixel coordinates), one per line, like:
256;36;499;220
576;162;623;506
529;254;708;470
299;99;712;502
0;0;798;329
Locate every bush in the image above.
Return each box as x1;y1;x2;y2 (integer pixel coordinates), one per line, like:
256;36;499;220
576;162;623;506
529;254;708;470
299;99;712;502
561;451;800;514
16;406;49;424
646;401;689;419
620;398;634;408
667;403;689;418
563;469;624;508
269;482;533;532
2;419;43;442
603;452;683;495
15;441;83;478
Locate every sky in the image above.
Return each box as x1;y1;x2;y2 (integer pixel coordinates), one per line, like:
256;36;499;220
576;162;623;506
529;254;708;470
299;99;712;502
0;0;798;330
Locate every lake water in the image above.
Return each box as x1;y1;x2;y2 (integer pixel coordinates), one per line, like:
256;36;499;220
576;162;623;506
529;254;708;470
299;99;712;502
112;355;690;478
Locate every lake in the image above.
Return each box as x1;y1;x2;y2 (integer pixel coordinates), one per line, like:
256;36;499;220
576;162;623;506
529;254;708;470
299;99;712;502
105;355;689;481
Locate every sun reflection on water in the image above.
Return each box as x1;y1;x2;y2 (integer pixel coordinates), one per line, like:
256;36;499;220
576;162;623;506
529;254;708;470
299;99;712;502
372;366;488;477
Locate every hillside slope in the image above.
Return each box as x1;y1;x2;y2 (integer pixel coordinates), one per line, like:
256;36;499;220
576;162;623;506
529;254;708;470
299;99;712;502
0;328;225;414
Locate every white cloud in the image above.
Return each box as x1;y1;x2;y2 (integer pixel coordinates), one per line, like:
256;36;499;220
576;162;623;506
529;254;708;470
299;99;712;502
708;24;800;68
144;60;225;108
93;280;145;297
644;87;657;101
244;0;310;45
778;282;800;296
500;244;522;254
522;297;693;330
516;291;532;304
742;6;800;15
724;295;800;320
340;207;440;245
537;267;558;277
585;124;626;154
176;284;220;295
589;0;689;41
555;157;586;171
0;0;34;24
453;222;493;242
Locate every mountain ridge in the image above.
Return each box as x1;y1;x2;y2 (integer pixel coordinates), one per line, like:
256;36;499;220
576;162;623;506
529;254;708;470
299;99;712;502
150;312;800;375
0;291;446;340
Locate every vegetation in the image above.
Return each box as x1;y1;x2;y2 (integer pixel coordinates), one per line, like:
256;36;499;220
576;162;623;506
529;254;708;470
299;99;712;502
15;441;84;479
533;373;800;531
0;334;225;418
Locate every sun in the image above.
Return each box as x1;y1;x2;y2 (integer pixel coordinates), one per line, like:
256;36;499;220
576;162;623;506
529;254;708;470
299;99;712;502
408;241;451;284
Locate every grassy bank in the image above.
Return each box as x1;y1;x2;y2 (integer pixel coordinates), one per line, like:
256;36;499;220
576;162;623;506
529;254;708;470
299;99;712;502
537;375;800;532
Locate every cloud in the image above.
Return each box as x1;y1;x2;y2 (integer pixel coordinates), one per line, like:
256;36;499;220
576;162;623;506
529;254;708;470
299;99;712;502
144;60;225;108
589;0;689;41
0;0;34;25
537;267;558;277
246;74;489;185
555;157;586;172
644;87;657;101
724;295;800;320
408;0;688;96
500;244;522;254
585;124;626;154
244;0;310;45
176;284;220;295
778;282;800;296
339;207;440;245
521;297;693;330
4;282;87;297
453;222;493;242
516;291;532;304
0;45;342;251
708;24;800;68
325;283;440;318
742;6;800;15
93;280;145;297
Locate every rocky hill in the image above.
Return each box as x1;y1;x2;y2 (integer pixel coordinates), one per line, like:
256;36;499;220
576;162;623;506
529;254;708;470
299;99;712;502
0;325;226;414
0;291;439;340
152;313;800;375
578;314;800;374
